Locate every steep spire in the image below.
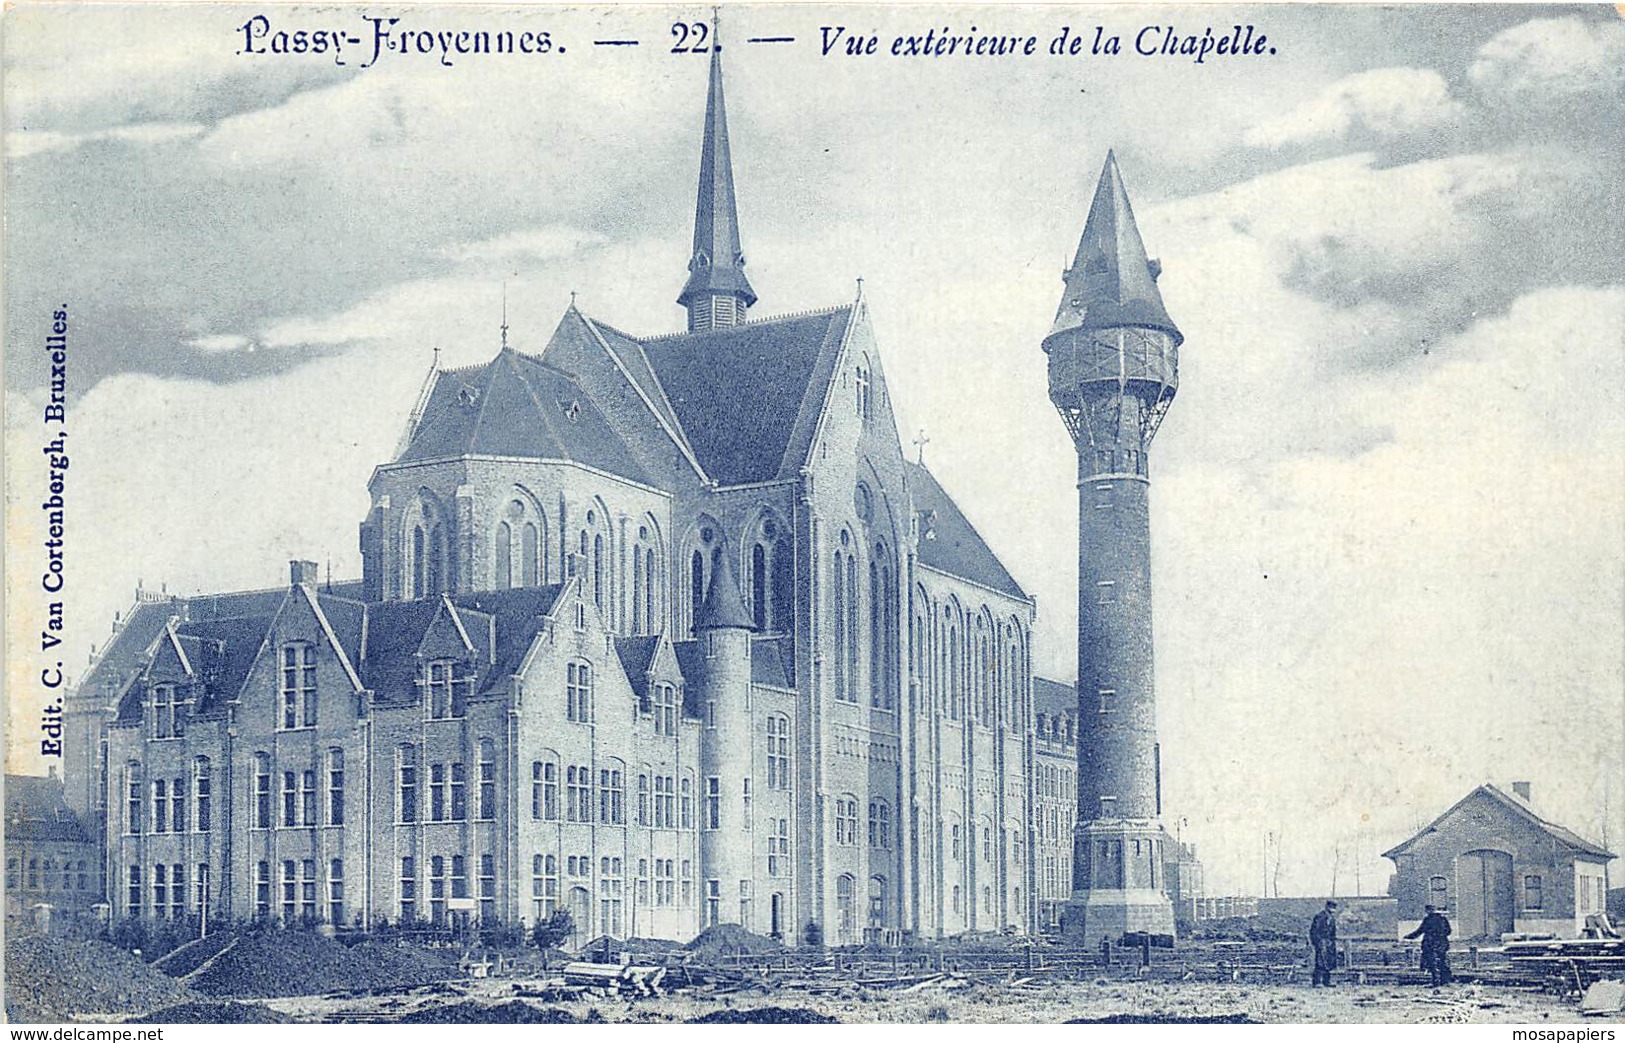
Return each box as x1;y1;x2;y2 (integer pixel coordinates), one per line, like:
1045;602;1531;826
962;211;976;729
678;12;757;332
696;546;753;631
1050;150;1181;345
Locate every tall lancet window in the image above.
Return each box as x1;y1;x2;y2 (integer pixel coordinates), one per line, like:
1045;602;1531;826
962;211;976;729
522;523;540;586
687;522;721;633
495;523;513;590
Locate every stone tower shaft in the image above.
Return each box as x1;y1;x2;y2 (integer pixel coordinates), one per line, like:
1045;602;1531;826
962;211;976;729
1045;151;1180;945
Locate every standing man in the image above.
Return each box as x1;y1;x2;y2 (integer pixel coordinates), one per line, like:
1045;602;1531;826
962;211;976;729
1310;900;1339;986
1405;905;1454;986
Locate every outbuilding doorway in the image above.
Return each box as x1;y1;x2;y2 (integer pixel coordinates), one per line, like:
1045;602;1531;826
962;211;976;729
1457;849;1515;939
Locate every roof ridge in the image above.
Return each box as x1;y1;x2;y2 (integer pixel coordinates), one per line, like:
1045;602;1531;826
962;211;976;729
640;303;850;343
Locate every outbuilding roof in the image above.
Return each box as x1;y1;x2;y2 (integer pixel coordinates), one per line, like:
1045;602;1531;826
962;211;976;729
1382;784;1615;861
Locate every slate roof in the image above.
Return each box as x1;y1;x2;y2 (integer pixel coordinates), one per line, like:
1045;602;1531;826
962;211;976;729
1382;784;1616;861
1033;677;1077;717
638;306;853;485
1048;150;1182;344
673;641;706;717
5;774;92;844
615;635;662;703
395;348;651;485
175;614;275;715
751;637;794;688
906;461;1028;600
79;600;174;707
696;544;753;630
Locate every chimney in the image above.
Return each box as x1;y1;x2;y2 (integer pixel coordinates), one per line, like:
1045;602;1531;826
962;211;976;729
290;560;320;587
1512;781;1532;803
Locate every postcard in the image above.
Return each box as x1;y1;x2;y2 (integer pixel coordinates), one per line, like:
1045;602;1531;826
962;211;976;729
4;2;1621;1027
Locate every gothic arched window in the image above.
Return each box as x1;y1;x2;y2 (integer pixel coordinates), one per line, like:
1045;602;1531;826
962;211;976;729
495;523;513;590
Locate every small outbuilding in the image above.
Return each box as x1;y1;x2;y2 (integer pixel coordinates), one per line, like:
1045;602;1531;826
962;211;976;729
1383;783;1614;941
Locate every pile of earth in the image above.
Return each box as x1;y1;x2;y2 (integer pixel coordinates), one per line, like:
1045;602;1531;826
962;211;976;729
683;923;784;960
688;1006;840;1024
185;929;454;998
398;1000;578;1023
131;1001;291;1023
4;935;198;1022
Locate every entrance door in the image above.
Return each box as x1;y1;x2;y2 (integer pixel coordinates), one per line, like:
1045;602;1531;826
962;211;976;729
1458;850;1515;939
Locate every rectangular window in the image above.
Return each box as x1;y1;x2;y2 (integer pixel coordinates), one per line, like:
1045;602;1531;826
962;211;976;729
1524;874;1543;911
328;750;345;825
637;774;650;826
254;758;271;829
654;685;678;736
681;860;693;907
255;862;270;918
195;762;212;832
706;879;721;927
430;763;447;821
532;762;544;820
767;717;790;789
399;857;416;922
429;856;447;926
705;776;720;830
451;855;468;900
450;762;467;821
478;855;495;921
543;762;557;820
329;859;345;926
170;864;185;920
680;777;694;829
1098;689;1117;714
153;779;168;834
768;819;790;876
399;755;418;823
743;778;753;828
301;769;317;827
425;660;467;719
281;644;317;728
300;858;317;920
128;865;142;917
567;662;593;722
1095;580;1117;605
152;863;168;920
127;770;143;835
282;771;297;827
478;748;495;821
281;859;297;921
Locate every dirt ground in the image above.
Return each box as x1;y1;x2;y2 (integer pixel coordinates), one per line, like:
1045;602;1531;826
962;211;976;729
254;975;1613;1025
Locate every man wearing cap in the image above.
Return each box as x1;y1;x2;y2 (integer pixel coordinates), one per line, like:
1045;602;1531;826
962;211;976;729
1309;900;1339;986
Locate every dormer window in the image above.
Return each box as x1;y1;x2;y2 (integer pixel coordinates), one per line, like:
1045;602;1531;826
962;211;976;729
425;659;469;720
151;683;185;739
574;602;588;630
280;644;317;729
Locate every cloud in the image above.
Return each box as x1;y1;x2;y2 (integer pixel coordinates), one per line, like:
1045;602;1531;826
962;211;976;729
1244;67;1465;149
6;121;204;159
186;333;254;354
444;226;605;264
1470;15;1625;102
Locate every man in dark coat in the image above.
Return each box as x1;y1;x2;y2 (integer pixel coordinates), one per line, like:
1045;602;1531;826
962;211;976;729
1405;905;1453;985
1309;900;1339;986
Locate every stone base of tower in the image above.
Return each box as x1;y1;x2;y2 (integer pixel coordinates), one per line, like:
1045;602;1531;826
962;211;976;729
1059;888;1176;949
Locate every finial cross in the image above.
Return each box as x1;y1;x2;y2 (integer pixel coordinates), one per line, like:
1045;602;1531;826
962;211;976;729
912;428;930;464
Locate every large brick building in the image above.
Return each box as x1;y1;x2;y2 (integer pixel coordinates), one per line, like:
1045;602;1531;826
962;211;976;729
61;36;1149;946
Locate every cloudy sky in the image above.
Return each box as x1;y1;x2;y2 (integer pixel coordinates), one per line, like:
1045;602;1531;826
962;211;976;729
6;4;1622;897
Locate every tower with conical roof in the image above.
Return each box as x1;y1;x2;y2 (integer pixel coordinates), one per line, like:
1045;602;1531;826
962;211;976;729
678;16;757;333
1044;152;1179;946
693;544;755;925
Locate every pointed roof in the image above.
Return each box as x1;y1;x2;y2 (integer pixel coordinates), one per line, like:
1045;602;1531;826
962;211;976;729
1382;784;1615;861
393;347;651;485
638;305;853;484
696;545;753;631
677;20;757;310
1049;151;1181;345
907;460;1028;600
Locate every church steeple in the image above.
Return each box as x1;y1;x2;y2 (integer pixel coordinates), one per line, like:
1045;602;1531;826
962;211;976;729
678;14;757;333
